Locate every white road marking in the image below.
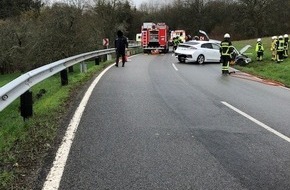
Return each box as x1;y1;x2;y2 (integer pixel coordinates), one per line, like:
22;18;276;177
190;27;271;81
221;101;290;143
172;63;178;71
42;64;115;190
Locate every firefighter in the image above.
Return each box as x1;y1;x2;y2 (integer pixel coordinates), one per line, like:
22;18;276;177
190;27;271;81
276;35;284;63
283;34;289;58
270;36;277;61
220;33;233;74
255;38;264;61
173;36;182;51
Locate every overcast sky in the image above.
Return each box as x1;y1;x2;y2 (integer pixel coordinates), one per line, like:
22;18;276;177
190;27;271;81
44;0;150;8
47;0;169;8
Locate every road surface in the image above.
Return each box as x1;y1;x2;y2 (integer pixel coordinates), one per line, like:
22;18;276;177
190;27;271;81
43;53;290;190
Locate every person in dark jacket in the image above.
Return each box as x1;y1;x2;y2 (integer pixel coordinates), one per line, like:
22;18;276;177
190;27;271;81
115;30;128;67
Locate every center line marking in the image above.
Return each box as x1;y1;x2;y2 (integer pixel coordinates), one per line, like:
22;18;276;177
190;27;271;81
221;101;290;143
172;63;178;71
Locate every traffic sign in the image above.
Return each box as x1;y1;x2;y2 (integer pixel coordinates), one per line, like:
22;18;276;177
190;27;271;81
103;38;109;46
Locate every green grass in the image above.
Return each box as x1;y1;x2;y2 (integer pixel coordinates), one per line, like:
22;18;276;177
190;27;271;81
233;37;290;87
0;60;114;189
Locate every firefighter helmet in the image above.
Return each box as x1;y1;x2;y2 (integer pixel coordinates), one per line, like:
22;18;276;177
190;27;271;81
284;34;289;38
257;38;261;42
279;35;283;39
224;33;230;39
272;36;277;40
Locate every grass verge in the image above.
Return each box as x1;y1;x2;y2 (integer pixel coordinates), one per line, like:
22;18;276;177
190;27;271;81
233;37;290;87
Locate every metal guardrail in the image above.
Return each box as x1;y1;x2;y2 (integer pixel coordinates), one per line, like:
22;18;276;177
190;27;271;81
0;46;139;112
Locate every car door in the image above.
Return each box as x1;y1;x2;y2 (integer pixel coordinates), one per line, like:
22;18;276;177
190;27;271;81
201;43;217;62
211;43;221;62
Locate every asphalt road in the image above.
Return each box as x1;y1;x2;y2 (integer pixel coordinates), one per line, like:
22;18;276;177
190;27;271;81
53;53;290;189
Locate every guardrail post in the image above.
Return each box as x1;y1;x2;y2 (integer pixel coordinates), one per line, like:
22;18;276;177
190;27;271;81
80;62;87;73
95;57;99;65
20;90;33;121
60;69;68;86
107;54;112;61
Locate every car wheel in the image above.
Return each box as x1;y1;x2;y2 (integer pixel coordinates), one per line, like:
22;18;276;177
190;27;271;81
178;56;186;63
197;55;205;64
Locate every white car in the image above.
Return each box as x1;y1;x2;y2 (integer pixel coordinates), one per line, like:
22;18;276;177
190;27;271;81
175;40;221;64
175;40;252;65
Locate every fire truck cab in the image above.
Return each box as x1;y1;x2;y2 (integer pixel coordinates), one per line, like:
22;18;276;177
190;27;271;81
141;22;169;53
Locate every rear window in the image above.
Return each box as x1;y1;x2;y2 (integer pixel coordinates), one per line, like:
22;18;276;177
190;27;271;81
178;44;193;48
183;41;199;46
178;41;199;48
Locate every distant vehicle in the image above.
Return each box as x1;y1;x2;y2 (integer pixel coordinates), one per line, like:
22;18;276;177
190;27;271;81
175;40;252;65
141;22;170;53
170;30;186;45
136;33;141;43
128;39;138;46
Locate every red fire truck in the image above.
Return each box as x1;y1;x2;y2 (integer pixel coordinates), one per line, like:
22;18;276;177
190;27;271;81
141;22;170;53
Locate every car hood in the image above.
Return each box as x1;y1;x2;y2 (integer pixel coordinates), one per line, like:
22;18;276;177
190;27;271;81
239;45;251;54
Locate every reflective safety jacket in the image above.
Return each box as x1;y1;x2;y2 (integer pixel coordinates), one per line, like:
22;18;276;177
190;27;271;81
220;40;233;56
277;39;284;51
271;40;277;51
173;37;182;46
255;42;264;52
